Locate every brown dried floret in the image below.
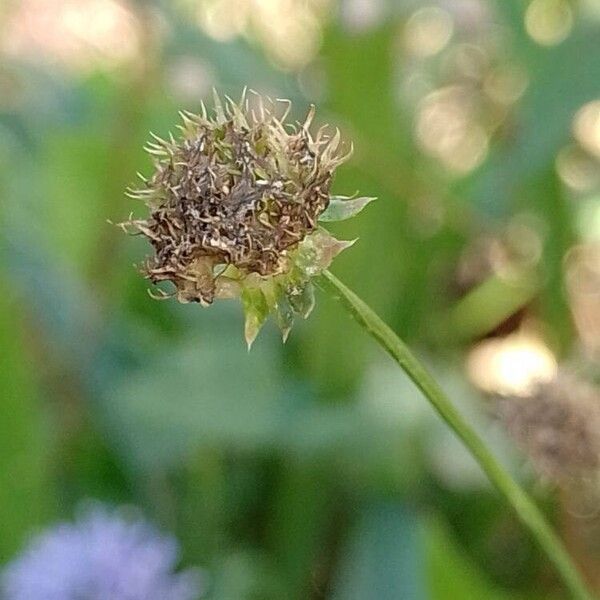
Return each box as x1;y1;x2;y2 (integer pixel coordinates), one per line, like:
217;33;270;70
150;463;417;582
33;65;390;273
498;370;600;484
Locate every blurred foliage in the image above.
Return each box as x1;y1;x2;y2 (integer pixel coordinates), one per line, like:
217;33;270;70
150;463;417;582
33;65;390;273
0;288;51;560
0;0;599;598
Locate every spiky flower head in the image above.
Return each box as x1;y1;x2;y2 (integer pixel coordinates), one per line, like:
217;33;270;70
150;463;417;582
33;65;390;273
120;90;374;346
498;370;600;485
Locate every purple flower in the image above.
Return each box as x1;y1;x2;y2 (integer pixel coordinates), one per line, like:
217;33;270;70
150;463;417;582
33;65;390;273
2;504;201;600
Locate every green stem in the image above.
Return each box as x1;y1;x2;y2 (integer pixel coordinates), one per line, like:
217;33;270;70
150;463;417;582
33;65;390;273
317;269;593;600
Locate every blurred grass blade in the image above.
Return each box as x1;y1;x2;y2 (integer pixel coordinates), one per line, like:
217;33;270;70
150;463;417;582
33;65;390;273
447;269;538;341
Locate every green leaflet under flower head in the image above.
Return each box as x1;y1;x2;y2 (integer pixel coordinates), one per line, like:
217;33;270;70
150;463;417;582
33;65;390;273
119;89;372;347
318;195;377;222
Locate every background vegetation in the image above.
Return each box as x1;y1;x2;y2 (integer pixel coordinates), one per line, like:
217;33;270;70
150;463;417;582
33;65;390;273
1;0;599;597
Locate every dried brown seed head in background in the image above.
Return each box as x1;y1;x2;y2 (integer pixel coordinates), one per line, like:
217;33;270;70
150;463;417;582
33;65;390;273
498;370;600;484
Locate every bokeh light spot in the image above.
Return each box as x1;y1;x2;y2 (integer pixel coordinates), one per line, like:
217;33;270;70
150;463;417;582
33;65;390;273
404;6;454;58
1;0;142;72
467;332;557;396
525;0;573;46
573;100;600;160
416;85;489;174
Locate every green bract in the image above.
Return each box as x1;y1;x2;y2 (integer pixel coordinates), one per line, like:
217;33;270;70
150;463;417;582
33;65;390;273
121;90;374;347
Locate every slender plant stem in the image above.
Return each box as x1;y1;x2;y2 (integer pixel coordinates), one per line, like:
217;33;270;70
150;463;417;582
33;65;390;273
317;269;594;600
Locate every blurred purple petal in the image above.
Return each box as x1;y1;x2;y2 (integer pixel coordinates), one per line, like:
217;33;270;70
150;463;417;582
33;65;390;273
2;504;202;600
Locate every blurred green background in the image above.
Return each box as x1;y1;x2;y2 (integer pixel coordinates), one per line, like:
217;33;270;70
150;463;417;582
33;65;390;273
1;0;599;597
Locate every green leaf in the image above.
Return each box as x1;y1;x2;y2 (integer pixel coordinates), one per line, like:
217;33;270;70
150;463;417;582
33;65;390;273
241;286;270;349
319;195;376;222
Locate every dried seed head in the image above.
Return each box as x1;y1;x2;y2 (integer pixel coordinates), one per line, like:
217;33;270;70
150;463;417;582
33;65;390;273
119;90;374;346
497;370;600;484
